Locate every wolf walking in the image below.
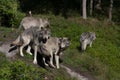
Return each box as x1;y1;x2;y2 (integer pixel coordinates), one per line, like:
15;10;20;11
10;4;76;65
80;32;96;51
19;17;50;30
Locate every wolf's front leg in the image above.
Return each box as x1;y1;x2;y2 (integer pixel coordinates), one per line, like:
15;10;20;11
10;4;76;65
55;54;60;69
50;53;55;68
89;42;93;47
19;46;24;57
26;46;33;55
33;45;38;64
20;43;28;57
81;41;87;51
43;57;49;66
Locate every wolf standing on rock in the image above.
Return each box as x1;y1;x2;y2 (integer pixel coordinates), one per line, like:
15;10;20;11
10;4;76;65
80;32;96;51
11;27;51;64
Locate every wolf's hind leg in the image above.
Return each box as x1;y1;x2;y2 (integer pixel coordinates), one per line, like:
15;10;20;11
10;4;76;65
33;45;38;64
89;42;93;47
55;54;60;69
43;57;49;66
19;40;30;57
26;46;33;55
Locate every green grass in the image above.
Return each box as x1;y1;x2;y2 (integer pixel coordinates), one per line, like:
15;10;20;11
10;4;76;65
0;14;120;80
49;15;120;80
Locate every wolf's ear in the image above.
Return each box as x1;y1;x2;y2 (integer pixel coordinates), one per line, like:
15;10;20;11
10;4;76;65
44;17;51;22
58;37;62;44
46;25;50;29
44;17;49;21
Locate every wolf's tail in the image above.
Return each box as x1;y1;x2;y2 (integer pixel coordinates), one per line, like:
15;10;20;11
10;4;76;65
10;36;22;47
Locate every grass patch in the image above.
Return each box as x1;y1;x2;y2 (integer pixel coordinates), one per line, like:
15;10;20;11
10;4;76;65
48;15;120;80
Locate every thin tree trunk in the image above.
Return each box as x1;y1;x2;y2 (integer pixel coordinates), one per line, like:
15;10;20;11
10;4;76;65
82;0;87;19
90;0;93;16
109;0;113;22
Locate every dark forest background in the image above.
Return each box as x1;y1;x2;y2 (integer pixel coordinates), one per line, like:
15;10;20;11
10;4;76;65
0;0;120;27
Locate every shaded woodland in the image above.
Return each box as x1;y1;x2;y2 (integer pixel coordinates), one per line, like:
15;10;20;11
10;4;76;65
0;0;120;27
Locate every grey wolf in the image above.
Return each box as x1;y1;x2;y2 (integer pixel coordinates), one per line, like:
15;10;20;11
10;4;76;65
39;37;71;69
11;27;51;64
19;17;50;30
80;32;96;51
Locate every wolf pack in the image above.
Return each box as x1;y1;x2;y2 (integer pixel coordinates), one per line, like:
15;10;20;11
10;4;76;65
10;12;96;69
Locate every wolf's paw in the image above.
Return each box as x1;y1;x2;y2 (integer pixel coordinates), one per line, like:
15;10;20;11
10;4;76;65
33;60;37;64
27;51;33;55
56;67;60;69
20;53;24;57
50;64;56;68
56;66;60;69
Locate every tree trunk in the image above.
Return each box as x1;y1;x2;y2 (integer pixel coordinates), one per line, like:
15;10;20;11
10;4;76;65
90;0;93;16
82;0;87;19
109;0;113;22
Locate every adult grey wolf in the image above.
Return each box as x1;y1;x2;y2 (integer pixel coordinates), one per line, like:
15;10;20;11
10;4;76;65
11;27;51;64
80;32;96;51
39;37;71;69
19;16;50;30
